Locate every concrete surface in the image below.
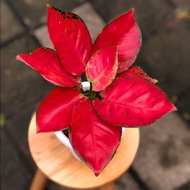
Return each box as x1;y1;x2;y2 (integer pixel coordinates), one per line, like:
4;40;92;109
1;0;190;189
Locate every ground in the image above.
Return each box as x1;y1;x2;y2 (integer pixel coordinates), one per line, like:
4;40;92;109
1;0;190;189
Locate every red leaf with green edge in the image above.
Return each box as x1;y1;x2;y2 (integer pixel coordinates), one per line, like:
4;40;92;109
92;9;142;73
47;5;92;75
37;87;86;132
86;47;118;92
118;66;158;83
70;99;121;176
17;48;80;87
93;77;176;127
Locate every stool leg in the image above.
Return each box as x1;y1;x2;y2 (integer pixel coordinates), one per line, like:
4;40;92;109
99;182;115;190
29;169;48;190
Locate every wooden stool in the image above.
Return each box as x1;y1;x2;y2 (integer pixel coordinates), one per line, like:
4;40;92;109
28;114;140;190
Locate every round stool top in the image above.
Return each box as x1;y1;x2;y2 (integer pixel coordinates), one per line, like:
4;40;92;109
28;113;139;189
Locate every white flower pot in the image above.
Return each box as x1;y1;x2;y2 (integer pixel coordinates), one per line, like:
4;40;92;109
55;128;126;161
54;131;81;161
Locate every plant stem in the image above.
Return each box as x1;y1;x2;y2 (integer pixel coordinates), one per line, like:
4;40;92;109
89;84;96;100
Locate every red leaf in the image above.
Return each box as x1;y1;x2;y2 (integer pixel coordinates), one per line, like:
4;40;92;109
47;6;92;75
37;87;86;132
17;48;79;87
118;66;157;83
86;47;118;92
93;77;176;127
70;99;121;176
92;9;142;73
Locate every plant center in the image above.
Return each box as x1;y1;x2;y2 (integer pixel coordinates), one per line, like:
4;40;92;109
81;81;97;100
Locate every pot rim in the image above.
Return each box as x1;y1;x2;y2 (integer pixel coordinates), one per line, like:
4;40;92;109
55;131;72;149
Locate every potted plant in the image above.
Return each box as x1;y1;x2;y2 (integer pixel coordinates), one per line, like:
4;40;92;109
16;5;176;176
